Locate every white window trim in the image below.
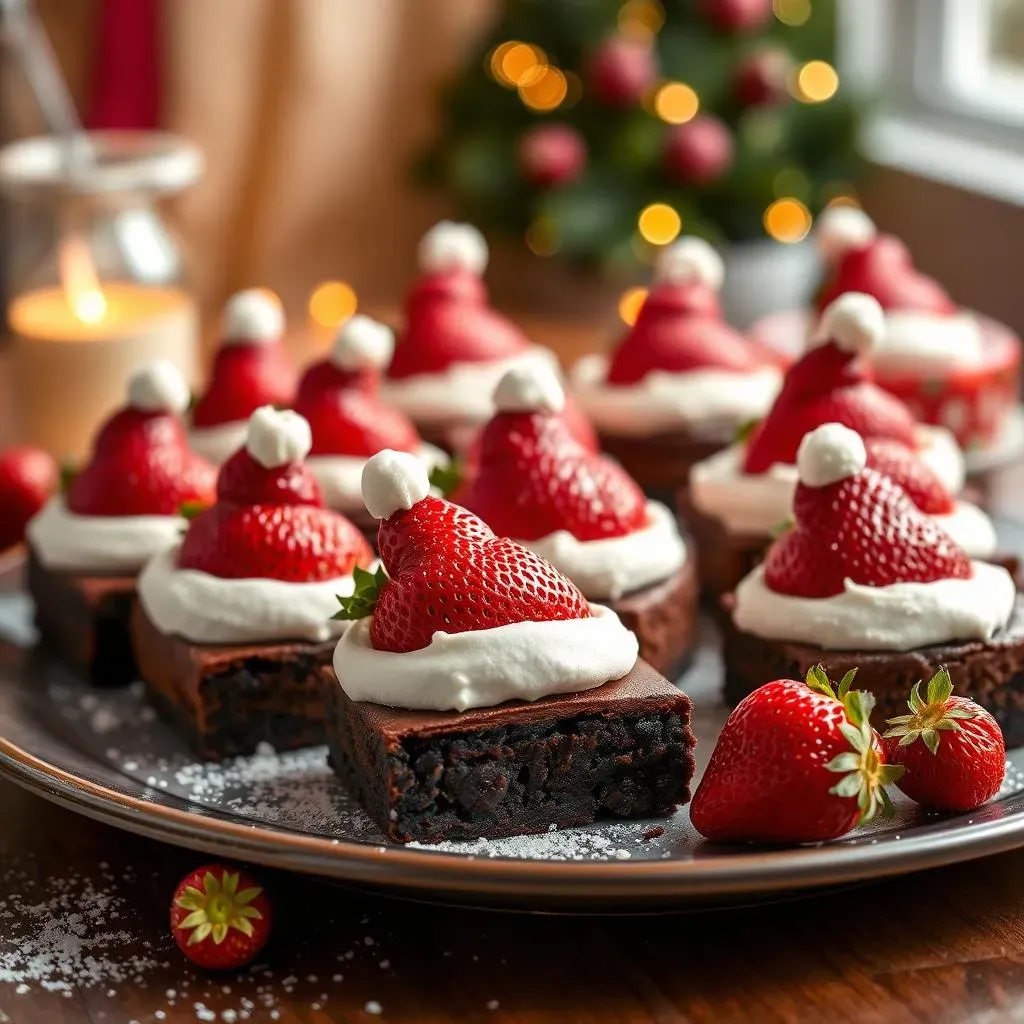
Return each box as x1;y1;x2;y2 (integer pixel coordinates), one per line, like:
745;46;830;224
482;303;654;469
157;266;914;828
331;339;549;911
840;0;1024;205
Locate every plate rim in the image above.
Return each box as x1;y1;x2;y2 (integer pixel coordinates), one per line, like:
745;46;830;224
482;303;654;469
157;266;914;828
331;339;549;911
4;731;1024;903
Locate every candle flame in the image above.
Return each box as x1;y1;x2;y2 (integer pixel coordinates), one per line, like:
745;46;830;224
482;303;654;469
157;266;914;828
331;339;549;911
58;236;108;324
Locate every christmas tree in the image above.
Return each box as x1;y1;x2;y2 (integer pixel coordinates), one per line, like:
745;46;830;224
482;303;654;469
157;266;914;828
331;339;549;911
421;0;861;275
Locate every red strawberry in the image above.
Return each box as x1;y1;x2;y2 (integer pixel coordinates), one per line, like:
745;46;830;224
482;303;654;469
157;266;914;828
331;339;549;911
170;863;271;970
457;364;648;542
0;446;58;551
606;238;761;385
691;666;904;843
388;222;529;380
883;667;1005;813
336;449;591;653
192;290;296;428
762;422;971;598
179;407;372;581
296;315;422;457
743;293;919;473
863;438;953;515
67;361;217;517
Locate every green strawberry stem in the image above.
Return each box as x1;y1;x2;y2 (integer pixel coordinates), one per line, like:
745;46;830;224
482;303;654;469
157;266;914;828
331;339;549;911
428;460;462;499
333;564;388;621
179;501;210;521
735;417;761;444
883;666;977;755
60;461;78;493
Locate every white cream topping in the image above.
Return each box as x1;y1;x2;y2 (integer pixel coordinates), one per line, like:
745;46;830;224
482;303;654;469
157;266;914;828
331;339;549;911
307;444;447;512
518;501;686;601
933;500;999;559
222;289;284;344
188;418;249;465
689;426;967;537
128;360;190;413
418;221;488;276
333;604;639;712
246;406;311;468
361;449;430;520
796;422;866;487
733;561;1015;652
570;353;781;436
493;361;565;413
809;293;884;356
380;347;559;426
27;497;184;573
815;207;876;264
875;312;984;374
137;545;358;644
331;315;394;371
655;237;724;290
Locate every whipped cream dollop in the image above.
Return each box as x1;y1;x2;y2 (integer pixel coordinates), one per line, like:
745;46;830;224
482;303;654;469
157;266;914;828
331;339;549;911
188;418;249;465
876;313;984;375
222;289;285;343
380;347;558;426
518;501;686;601
733;561;1015;652
690;425;966;537
571;354;781;436
333;604;639;712
307;443;448;512
933;500;999;558
138;545;359;644
27;497;185;573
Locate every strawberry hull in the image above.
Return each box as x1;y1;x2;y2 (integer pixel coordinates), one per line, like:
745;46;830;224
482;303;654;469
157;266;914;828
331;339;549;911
720;593;1024;747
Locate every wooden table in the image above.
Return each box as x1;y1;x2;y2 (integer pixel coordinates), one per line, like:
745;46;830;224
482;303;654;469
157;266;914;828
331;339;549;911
1;774;1024;1023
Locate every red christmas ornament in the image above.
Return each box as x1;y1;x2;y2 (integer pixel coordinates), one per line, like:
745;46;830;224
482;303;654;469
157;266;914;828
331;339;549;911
518;123;587;188
734;47;793;107
586;36;657;107
664;116;735;185
701;0;774;33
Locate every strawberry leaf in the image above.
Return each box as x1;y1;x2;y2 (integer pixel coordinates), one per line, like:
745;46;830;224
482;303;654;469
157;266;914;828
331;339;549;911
59;461;78;493
884;667;976;752
428;460;462;499
735;417;761;444
333;564;388;621
179;501;210;521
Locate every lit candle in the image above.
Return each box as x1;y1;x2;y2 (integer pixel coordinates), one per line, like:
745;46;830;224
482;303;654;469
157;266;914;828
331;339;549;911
9;262;198;461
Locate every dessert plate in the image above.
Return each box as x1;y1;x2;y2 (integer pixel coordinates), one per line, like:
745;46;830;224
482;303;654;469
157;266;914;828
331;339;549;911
3;563;1024;910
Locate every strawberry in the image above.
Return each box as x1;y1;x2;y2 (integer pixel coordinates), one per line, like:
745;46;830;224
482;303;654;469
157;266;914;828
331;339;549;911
295;315;422;456
170;863;271;970
192;290;296;428
763;422;971;598
606;238;761;385
0;446;58;552
388;222;529;380
883;667;1006;813
863;437;953;515
743;293;919;473
67;361;218;517
690;666;904;844
335;449;591;653
179;407;372;581
457;364;648;542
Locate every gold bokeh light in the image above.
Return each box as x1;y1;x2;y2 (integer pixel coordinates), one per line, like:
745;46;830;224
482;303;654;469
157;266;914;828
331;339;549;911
773;0;812;26
525;218;558;256
764;198;813;243
500;43;547;88
637;203;682;245
309;281;357;328
519;66;568;112
794;60;839;103
618;287;649;326
618;0;665;41
654;82;700;124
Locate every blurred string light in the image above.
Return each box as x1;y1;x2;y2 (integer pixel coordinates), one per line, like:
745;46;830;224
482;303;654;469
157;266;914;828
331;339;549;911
773;0;812;27
308;281;357;328
653;81;699;124
618;0;665;41
489;42;547;88
764;198;812;243
793;60;839;103
519;66;569;112
525;217;558;256
637;203;681;245
618;286;648;325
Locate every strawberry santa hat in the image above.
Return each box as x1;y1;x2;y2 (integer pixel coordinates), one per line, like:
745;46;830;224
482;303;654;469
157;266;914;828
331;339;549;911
178;406;372;582
386;221;531;380
743;293;945;475
66;360;217;517
815;207;957;315
605;237;762;384
190;290;298;464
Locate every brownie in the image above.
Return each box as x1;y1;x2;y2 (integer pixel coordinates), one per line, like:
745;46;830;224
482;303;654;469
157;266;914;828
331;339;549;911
598;426;730;499
610;559;698;676
27;549;138;687
720;594;1024;746
324;659;697;843
131;602;335;759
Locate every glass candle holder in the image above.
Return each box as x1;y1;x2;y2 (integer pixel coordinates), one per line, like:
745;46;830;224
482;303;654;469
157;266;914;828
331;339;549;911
0;130;204;461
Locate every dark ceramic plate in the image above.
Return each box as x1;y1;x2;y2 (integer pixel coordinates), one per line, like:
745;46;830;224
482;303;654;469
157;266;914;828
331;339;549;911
3;543;1024;911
